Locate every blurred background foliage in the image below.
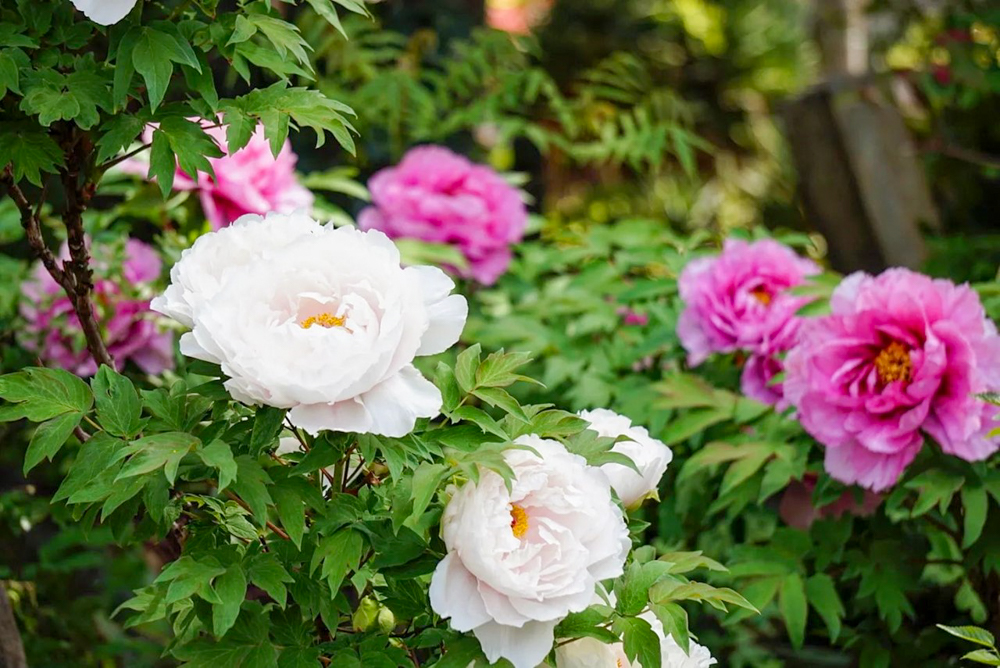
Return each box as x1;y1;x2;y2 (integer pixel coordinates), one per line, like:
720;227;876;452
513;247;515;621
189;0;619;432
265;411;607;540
4;0;1000;665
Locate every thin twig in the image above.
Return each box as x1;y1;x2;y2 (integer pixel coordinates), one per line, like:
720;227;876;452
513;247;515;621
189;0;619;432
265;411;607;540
225;490;291;541
285;418;340;489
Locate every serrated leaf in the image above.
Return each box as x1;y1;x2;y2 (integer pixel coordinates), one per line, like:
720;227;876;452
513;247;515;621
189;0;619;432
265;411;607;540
454;344;481;394
91;365;143;438
247;553;293;609
779;572;808;649
230;456;273;525
311;529;364;594
649;603;689;655
200;440;238;491
0;367;93;421
962;484;989;548
213;564;248;638
116;432;199;484
805;573;844;642
272;480;306;549
938;624;996;648
614;616;661;668
24;412;82;474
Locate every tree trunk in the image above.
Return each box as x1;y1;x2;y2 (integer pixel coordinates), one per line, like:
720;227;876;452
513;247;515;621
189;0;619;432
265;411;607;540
0;584;27;668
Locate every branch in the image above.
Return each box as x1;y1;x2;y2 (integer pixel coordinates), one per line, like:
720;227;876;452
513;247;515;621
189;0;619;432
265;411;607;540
224;490;291;541
60;132;115;370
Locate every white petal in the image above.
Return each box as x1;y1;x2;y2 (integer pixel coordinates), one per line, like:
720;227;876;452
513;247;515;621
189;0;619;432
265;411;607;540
289;398;371;436
473;619;558;668
358;365;442;437
429;554;492;632
406;266;468;356
71;0;137;24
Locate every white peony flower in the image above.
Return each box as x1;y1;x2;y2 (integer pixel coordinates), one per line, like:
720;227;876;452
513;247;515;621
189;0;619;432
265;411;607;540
70;0;138;25
429;435;630;668
556;605;716;668
152;212;468;437
578;409;673;508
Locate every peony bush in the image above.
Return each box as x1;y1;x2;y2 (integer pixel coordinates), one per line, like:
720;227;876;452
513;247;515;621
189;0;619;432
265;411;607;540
2;1;999;667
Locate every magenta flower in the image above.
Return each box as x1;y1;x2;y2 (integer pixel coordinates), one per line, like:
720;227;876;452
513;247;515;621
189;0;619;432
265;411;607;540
784;269;1000;491
137;122;313;230
677;239;820;405
677;239;821;365
20;239;174;377
358;146;528;285
740;354;785;407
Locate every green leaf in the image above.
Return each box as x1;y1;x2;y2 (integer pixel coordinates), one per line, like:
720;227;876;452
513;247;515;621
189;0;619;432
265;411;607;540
452;406;508;440
805;573;844;642
247;553;293;609
614;616;661;668
213;564;248;638
173;603;277;667
116;432;199;484
658;408;731;446
962;484;989;549
311;529;364;594
409;462;449;522
0;123;62;186
554;606;619;644
475;350;534;389
272;480;306;549
251;406;287;455
0;367;93;421
472;387;528;421
962;650;1000;665
148;127;176;197
649;603;689;655
53;433;126;503
616;561;672;616
780;572;808;649
200;441;238;491
230;456;274;525
24;412;82;474
96;114;145;164
132;29;177;111
91;366;143;438
455;344;482;394
937;624;996;648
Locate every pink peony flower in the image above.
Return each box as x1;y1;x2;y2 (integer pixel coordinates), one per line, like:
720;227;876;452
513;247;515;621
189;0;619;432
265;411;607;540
20;239;174;377
137;122;313;230
778;473;882;530
784;269;1000;491
616;306;649;327
740;354;785;407
677;239;821;366
358;146;528;285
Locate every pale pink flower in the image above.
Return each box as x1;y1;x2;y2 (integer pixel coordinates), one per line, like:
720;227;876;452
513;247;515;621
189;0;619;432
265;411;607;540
20;240;174;376
778;473;882;530
784;269;1000;491
358;146;528;285
486;0;553;34
138;122;313;230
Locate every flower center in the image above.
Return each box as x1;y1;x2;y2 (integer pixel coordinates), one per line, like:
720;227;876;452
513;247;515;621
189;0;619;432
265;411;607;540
510;504;529;538
874;341;911;385
750;287;772;306
300;312;346;329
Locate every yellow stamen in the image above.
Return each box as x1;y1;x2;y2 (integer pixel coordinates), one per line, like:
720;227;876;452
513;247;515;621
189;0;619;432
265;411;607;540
617;660;624;668
510;504;529;538
750;287;772;306
874;341;911;385
300;312;346;329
